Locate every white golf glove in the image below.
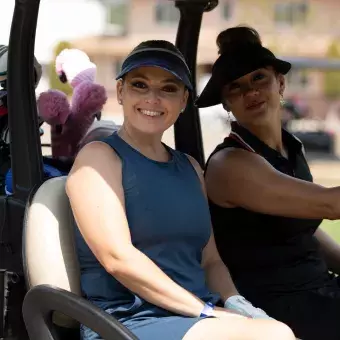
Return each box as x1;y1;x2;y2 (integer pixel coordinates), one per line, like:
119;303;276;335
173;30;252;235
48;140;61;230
225;295;274;319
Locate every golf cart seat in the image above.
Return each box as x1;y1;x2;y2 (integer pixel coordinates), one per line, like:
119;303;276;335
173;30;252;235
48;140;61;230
40;120;122;178
22;176;138;340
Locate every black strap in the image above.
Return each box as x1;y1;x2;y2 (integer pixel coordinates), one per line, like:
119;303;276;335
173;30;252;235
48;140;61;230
0;270;27;340
0;269;5;338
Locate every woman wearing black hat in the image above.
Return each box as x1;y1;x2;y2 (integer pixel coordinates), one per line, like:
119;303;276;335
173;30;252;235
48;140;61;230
200;26;340;340
66;39;296;340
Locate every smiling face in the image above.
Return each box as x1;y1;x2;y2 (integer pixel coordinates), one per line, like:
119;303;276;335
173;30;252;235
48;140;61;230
117;66;189;136
221;67;285;127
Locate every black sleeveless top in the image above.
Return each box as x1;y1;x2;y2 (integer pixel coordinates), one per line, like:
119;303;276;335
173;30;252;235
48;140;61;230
206;122;330;301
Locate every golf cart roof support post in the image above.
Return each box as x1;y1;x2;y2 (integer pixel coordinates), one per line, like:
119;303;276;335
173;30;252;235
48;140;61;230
7;0;44;200
174;1;208;168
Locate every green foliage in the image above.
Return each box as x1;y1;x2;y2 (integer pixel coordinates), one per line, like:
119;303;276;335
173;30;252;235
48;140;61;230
324;41;340;99
48;40;73;95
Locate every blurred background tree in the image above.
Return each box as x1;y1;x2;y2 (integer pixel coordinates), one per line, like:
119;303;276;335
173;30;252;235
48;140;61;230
324;40;340;99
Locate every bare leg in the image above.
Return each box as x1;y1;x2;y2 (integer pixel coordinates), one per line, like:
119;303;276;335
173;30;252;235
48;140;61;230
182;315;296;340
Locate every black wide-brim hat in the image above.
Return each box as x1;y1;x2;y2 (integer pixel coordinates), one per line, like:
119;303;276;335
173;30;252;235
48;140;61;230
195;44;291;108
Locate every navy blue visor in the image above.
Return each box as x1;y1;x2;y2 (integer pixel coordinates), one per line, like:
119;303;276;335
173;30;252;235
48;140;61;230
116;48;193;91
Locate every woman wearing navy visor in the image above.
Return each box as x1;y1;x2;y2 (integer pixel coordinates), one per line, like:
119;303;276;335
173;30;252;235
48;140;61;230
66;40;295;340
198;25;340;340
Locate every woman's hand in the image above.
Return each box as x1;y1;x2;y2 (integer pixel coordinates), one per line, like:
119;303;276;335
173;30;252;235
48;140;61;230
224;295;274;320
212;306;247;318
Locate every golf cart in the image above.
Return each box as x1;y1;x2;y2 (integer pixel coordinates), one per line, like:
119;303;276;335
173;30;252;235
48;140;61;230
0;0;217;339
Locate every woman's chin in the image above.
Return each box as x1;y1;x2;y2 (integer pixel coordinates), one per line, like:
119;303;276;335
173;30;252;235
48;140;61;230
132;121;167;136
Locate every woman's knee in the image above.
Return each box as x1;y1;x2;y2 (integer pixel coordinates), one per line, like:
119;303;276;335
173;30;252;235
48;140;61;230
183;317;296;340
242;319;295;340
182;318;232;340
268;321;296;340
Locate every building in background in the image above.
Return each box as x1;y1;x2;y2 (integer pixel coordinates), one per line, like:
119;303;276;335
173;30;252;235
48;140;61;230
70;0;340;118
2;0;340;117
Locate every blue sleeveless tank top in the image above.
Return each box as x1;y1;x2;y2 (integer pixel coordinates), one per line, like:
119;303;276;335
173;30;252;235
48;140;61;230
74;132;220;327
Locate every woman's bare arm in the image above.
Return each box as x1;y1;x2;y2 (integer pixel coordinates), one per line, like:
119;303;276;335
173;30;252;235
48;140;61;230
66;142;208;317
205;148;340;221
201;232;239;301
186;155;239;301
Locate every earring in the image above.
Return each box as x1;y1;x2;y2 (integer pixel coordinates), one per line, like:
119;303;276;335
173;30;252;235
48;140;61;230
180;108;185;113
118;99;122;105
280;93;285;107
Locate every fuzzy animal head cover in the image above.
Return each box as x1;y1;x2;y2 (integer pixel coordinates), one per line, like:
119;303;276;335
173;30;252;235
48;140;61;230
37;48;107;160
